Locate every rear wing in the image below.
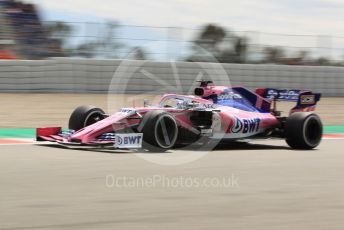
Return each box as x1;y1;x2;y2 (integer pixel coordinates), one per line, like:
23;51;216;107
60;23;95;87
255;88;322;114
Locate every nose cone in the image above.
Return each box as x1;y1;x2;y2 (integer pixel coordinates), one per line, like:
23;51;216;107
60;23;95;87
70;114;122;143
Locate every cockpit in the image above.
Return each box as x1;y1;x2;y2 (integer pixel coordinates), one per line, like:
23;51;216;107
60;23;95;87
159;95;208;110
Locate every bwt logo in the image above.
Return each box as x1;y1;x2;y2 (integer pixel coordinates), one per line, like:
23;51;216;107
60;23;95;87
117;135;142;145
231;117;261;133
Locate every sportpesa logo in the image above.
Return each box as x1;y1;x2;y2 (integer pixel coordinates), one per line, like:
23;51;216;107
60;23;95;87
231;117;261;133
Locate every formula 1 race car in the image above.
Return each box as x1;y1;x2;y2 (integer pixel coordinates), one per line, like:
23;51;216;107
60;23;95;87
37;81;323;151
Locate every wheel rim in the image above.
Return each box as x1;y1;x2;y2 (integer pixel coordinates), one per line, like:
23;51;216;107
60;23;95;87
84;111;103;127
303;116;322;147
154;115;178;148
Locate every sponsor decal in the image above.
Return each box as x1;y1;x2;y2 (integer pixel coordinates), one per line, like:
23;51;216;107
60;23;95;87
120;108;135;113
114;133;143;148
200;103;216;109
218;89;242;100
267;89;278;99
231;117;243;133
231;117;260;134
300;95;315;104
281;90;299;100
266;89;299;100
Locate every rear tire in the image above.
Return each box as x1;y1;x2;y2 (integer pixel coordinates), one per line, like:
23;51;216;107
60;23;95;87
68;105;105;131
285;112;322;149
138;110;178;151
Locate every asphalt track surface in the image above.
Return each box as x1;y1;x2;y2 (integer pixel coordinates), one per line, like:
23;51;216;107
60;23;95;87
1;95;344;229
1;139;344;230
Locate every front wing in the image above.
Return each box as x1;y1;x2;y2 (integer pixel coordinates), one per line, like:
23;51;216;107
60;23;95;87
36;127;143;149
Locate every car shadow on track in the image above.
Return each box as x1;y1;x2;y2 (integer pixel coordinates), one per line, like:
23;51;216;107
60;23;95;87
180;141;292;151
36;140;295;154
36;144;132;154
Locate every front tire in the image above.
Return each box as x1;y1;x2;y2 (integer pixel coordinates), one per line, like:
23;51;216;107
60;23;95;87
68;105;105;131
139;111;178;151
285;112;323;149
